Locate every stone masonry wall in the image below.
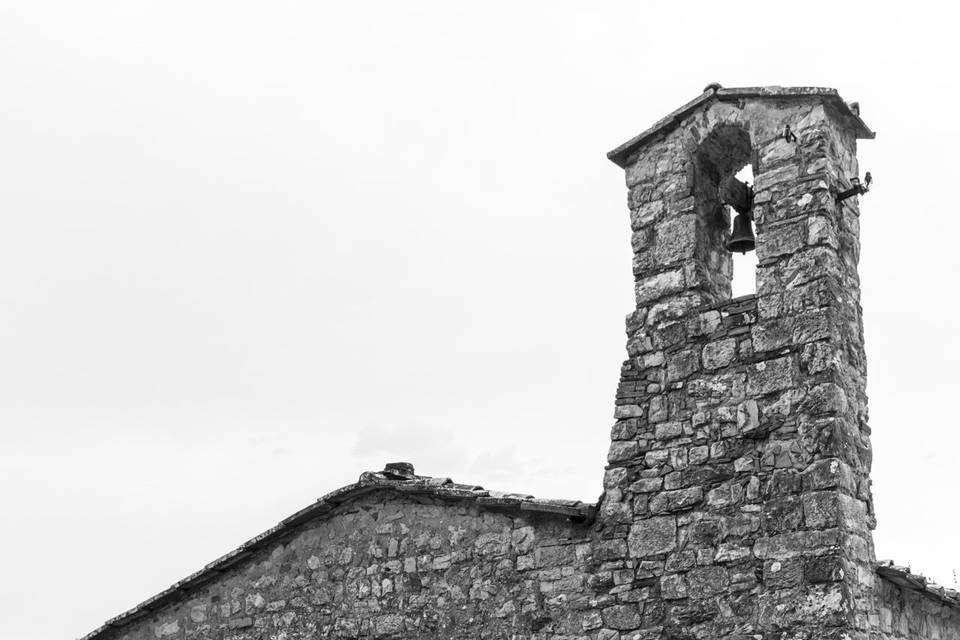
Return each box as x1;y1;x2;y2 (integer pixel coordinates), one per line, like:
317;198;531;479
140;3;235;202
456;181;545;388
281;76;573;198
107;491;595;640
599;95;877;640
875;579;960;640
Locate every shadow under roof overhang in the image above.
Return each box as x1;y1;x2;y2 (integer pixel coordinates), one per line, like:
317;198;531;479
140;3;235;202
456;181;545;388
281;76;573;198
607;85;875;169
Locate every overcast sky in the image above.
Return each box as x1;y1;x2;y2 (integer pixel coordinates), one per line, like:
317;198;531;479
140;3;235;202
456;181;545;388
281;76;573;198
1;2;958;639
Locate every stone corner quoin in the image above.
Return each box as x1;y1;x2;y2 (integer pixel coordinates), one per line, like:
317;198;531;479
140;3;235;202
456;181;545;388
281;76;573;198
83;86;960;640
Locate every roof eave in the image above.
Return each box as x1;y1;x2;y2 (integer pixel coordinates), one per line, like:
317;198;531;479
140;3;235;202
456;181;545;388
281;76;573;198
877;561;960;609
606;85;875;169
80;469;596;640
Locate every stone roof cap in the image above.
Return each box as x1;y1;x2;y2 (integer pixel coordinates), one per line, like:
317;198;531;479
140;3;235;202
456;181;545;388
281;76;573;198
79;463;595;640
877;560;960;609
607;84;875;168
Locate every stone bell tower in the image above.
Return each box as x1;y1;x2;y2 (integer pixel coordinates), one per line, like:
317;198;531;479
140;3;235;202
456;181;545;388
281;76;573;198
599;86;876;640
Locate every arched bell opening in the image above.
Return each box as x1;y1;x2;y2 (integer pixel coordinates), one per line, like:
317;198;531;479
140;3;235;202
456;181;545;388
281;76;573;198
691;124;757;302
729;162;759;297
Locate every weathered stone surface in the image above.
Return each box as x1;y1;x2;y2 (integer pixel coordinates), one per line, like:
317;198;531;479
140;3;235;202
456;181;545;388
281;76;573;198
666;349;699;381
757;220;807;260
702;338;737;370
760;137;796;165
628;516;677;557
754;163;799;191
614;403;644;419
752;312;832;352
747;356;794;396
635;269;684;304
685;566;730;599
602;604;643;630
661;573;687;599
608;440;641;463
761;495;804;533
649;488;703;514
764;557;804;589
737;399;759;433
802;458;856;493
654;215;697;265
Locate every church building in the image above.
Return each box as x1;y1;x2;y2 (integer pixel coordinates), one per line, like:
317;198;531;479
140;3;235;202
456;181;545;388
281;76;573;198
81;85;960;640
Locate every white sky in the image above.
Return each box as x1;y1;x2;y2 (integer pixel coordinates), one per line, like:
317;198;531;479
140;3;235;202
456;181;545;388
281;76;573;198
1;2;958;638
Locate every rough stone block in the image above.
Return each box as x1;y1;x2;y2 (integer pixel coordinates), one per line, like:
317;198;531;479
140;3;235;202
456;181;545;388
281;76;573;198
761;495;804;533
758;246;841;296
754;164;800;192
736;399;759;434
702;338;737;370
685;566;729;599
630;477;664;494
631;227;654;254
753;529;840;560
635;269;685;304
602;604;643;630
644;449;670;467
801;342;838;374
802;458;856;494
654;215;697;265
630;199;665;230
760;138;796;166
706;485;739;508
803;491;863;530
608;441;641;463
666;349;699;382
805;554;844;583
714;544;751;563
611;418;639;441
657;422;686;441
653;320;686;350
649;488;703;514
802;383;848;415
763;558;803;589
808;215;839;249
733;455;754;473
747;357;794;396
372;614;404;636
626;158;657;188
614;404;644;419
604;467;629;489
628;517;677;558
757;220;806;260
688;445;709;465
752;311;831;353
661;573;687;600
665;550;696;572
767;469;802;496
648;395;668;423
719;512;760;539
687;310;722;337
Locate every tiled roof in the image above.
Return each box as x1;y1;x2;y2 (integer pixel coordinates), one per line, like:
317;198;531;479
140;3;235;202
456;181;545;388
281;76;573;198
80;463;595;640
877;560;960;608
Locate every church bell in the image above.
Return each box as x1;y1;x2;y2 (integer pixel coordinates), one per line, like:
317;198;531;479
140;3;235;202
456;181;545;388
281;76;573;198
726;212;755;254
